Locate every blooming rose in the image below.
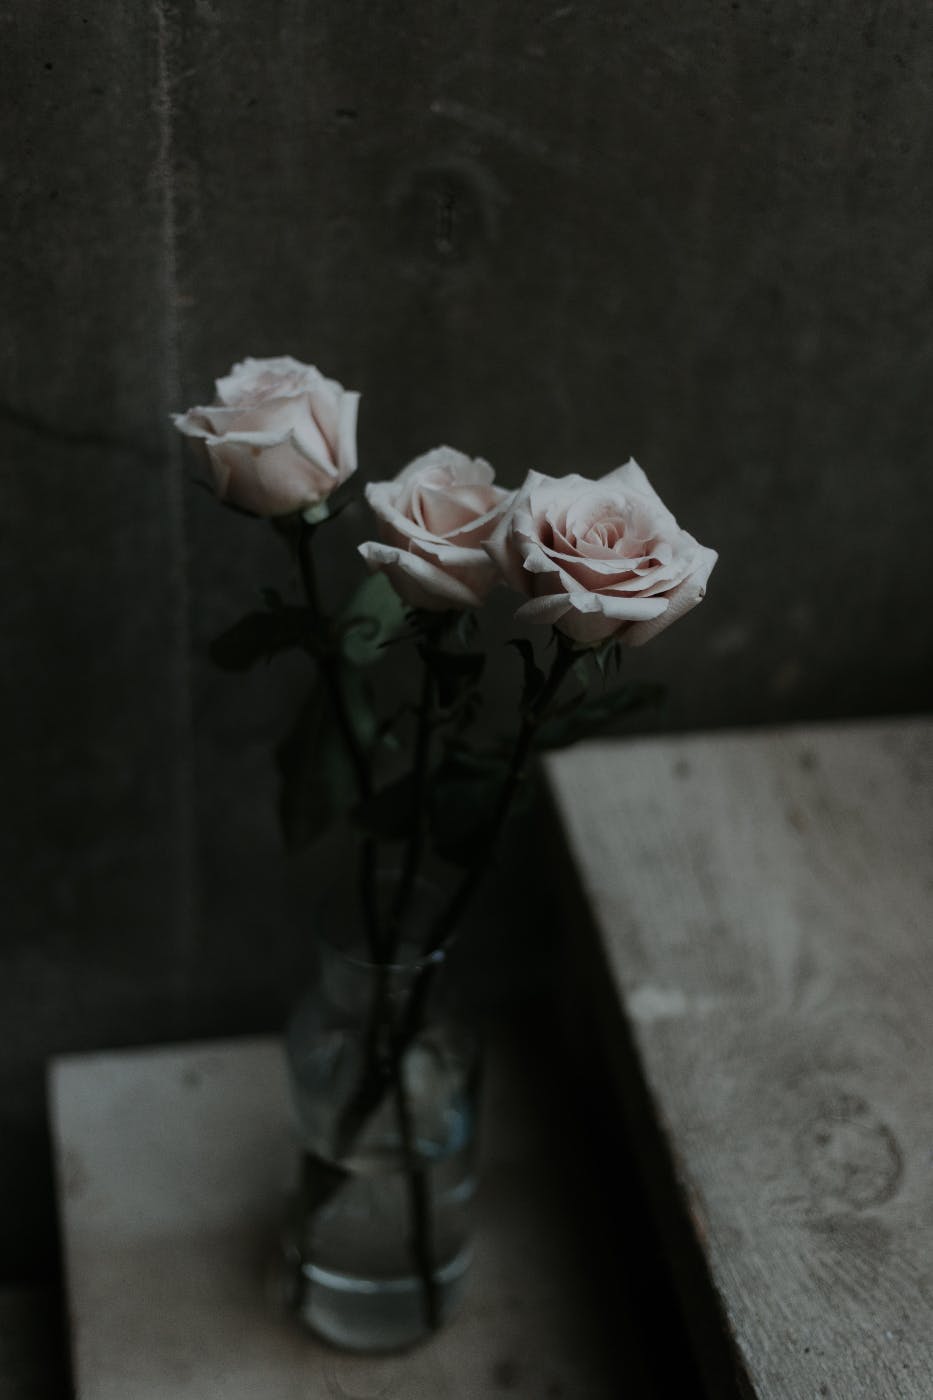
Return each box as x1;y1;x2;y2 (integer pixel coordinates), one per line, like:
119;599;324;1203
358;447;514;610
485;460;717;647
172;355;359;517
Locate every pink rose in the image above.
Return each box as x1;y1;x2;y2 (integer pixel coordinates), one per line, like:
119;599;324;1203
485;461;717;647
172;355;359;517
358;447;514;610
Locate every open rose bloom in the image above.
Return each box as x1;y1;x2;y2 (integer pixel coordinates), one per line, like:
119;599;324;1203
359;447;514;610
173;356;359;517
486;461;717;647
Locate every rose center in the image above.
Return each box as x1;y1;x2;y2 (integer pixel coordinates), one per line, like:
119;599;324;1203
413;482;500;537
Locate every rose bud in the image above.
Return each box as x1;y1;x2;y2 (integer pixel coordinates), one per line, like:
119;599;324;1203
173;355;359;517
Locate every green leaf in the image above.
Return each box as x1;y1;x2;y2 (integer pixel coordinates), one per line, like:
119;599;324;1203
508;638;545;706
534;681;665;750
210;608;309;671
337;572;407;667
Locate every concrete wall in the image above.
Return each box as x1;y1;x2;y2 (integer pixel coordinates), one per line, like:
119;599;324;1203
3;0;932;1280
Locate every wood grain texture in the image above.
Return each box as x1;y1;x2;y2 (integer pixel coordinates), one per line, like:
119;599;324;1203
546;718;933;1397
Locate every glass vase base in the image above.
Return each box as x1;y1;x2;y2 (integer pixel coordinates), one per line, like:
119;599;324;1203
292;1249;472;1353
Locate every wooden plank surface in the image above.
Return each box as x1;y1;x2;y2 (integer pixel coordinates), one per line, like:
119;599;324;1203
49;1036;660;1400
546;717;933;1398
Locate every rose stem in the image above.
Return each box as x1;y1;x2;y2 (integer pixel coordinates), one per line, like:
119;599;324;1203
371;615;451;1330
396;634;577;1027
382;612;449;960
334;633;578;1153
327;636;578;1326
358;617;439;1079
297;526;440;1328
392;1055;440;1331
297;519;381;961
436;636;577;936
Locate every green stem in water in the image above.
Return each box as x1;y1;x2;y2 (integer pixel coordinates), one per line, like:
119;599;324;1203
382;615;447;962
308;634;578;1332
333;633;578;1155
392;1057;440;1331
422;635;577;956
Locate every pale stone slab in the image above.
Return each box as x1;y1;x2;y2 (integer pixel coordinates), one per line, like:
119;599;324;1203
50;1037;637;1399
546;717;933;1399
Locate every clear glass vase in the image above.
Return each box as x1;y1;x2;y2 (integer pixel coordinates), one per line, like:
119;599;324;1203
282;878;482;1352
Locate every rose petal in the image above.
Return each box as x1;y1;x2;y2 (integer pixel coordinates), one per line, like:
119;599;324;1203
513;593;573;625
172;407;216;440
586;592;669;621
335;391;360;477
444;494;513;546
358;540;483;610
395;447;496;491
483;513;527;594
205;439;331;516
416;483;500;536
554;609;625;647
174;356;358;516
600;458;661;503
493;462;716;646
289;413;339;478
216;356;321;406
305;379;340;453
411;539;498;569
518;539;563;575
364;484;432;547
363;448;509;609
624;543;718;645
